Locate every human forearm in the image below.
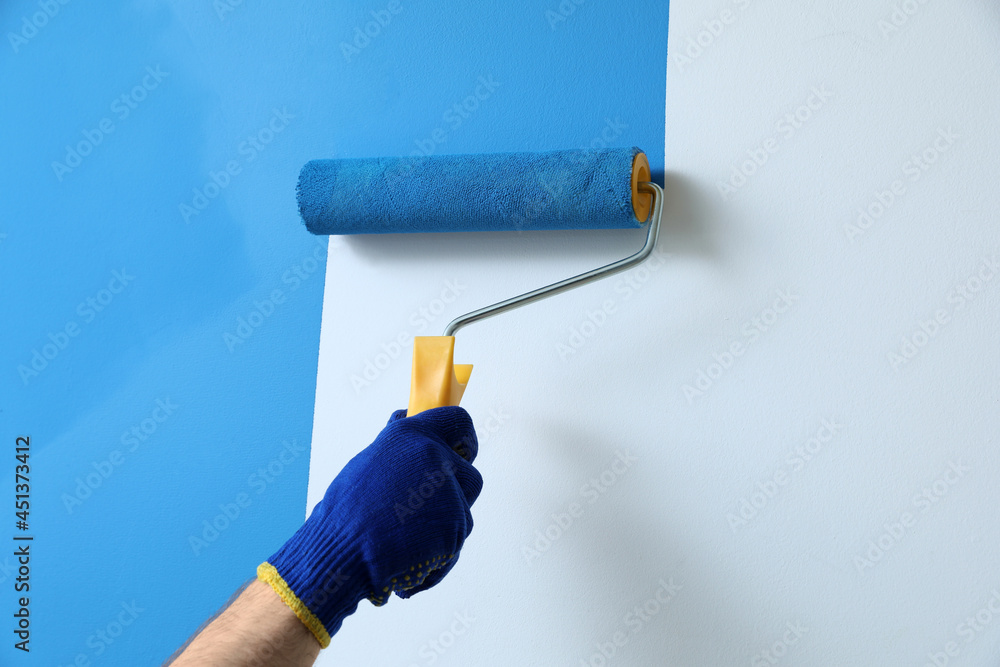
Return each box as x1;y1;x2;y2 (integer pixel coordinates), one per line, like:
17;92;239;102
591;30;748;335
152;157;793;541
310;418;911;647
166;579;320;667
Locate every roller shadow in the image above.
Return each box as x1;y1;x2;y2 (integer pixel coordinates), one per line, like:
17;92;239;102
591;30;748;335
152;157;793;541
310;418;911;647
658;171;723;259
533;420;757;665
341;171;722;270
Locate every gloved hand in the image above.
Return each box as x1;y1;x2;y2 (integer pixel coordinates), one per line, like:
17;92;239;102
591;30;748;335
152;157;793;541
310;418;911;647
257;406;483;648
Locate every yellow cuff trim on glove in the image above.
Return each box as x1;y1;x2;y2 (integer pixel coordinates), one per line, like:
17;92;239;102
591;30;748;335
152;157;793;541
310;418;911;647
257;562;332;649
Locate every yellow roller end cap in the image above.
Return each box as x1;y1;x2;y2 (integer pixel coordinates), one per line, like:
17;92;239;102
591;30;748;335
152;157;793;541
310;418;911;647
407;336;472;417
631;152;652;223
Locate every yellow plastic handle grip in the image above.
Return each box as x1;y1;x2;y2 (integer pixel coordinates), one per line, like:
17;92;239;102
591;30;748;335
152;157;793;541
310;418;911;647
407;336;472;417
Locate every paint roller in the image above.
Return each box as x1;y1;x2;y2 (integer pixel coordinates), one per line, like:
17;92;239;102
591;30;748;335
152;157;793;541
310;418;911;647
297;146;663;416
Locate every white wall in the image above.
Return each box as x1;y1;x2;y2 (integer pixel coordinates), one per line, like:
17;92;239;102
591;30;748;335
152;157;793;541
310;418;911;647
309;2;1000;664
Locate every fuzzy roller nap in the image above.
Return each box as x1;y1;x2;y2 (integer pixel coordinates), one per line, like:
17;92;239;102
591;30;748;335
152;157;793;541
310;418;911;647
297;147;652;234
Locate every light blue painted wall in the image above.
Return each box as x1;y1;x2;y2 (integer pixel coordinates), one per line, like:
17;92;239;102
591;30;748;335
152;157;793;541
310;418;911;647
0;1;667;663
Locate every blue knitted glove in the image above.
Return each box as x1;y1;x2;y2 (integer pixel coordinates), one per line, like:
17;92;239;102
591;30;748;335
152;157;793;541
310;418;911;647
257;406;482;648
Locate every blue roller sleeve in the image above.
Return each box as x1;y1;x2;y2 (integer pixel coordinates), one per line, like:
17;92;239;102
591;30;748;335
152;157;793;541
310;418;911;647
297;147;644;234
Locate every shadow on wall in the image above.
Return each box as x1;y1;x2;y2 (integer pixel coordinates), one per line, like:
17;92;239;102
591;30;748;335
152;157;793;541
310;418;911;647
534;419;758;665
659;171;724;259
